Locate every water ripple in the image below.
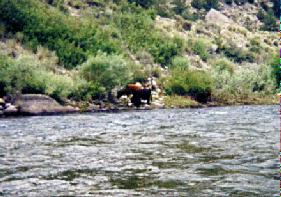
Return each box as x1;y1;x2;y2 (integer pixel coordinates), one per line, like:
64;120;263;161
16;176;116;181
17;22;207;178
0;105;278;196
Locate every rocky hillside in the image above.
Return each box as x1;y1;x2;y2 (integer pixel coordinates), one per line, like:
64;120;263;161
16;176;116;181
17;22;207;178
0;0;279;110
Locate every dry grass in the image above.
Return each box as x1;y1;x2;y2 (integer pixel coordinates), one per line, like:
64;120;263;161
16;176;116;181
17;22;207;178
164;95;200;108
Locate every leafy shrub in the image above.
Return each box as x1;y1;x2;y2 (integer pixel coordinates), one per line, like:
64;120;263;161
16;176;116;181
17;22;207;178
191;0;219;10
189;39;209;61
42;71;74;103
172;0;189;16
211;62;275;103
69;80;105;101
257;7;278;32
221;44;255;63
154;2;173;18
0;54;77;101
149;36;184;66
128;0;154;8
211;59;234;75
113;7;183;66
135;50;154;65
261;10;277;31
272;0;279;17
249;37;261;53
170;56;189;70
79;53;132;91
0;0;121;68
0;55;46;95
225;0;253;5
191;0;205;9
270;55;281;88
128;63;151;83
165;69;213;103
257;9;266;21
0;23;6;39
224;0;233;5
204;0;219;10
234;0;246;5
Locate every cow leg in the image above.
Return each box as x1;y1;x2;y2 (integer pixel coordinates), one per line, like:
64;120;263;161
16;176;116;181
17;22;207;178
131;95;140;107
147;93;152;105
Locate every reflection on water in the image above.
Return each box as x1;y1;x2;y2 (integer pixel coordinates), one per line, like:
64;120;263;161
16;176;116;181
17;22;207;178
0;105;278;196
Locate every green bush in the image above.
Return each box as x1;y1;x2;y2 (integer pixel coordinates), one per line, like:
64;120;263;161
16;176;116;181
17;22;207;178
0;0;121;68
257;8;278;32
224;0;233;5
170;56;189;70
69;80;106;101
270;55;281;88
189;39;209;62
191;0;205;9
249;38;261;53
0;54;77;101
191;0;219;10
149;36;184;66
261;10;277;31
272;0;279;18
212;59;234;75
113;6;183;66
128;0;154;8
257;9;266;21
129;63;151;83
0;55;46;95
172;0;189;16
165;69;213;103
221;44;255;63
211;62;275;101
79;53;132;91
205;0;219;10
234;0;246;5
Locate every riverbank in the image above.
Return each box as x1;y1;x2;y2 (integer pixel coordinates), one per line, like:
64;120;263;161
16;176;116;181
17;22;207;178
0;93;278;117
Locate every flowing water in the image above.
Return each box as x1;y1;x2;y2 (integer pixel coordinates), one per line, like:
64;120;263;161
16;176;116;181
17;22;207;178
0;105;278;196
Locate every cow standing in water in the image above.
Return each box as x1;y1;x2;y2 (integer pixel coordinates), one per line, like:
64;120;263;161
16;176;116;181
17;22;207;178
117;83;152;107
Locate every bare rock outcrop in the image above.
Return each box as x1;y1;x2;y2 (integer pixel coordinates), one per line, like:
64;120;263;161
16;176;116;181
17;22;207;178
15;94;79;115
205;9;233;27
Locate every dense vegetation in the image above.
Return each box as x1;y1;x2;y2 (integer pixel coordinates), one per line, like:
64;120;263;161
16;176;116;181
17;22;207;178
0;0;279;106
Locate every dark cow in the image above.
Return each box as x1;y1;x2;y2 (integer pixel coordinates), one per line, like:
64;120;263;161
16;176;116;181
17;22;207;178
117;84;152;107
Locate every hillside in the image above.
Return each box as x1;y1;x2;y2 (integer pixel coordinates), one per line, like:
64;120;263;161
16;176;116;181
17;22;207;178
0;0;279;110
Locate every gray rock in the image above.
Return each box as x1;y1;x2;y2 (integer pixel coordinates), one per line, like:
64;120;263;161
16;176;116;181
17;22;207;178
205;9;233;27
15;94;79;115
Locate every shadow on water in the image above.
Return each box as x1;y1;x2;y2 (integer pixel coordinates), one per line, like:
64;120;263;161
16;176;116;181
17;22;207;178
49;137;109;147
45;169;98;181
110;175;186;190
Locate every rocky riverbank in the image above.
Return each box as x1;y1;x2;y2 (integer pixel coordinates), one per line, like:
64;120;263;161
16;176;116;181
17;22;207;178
0;94;79;116
0;89;278;117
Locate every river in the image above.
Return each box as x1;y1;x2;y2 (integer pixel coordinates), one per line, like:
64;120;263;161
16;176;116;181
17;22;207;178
0;105;279;196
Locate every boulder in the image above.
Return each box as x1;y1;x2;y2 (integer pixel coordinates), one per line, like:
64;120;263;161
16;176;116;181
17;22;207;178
15;94;79;115
205;9;233;27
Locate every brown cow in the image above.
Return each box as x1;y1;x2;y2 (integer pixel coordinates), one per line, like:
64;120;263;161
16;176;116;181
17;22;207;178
117;83;152;107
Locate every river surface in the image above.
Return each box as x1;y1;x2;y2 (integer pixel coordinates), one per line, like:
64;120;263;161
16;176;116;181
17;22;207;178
0;105;279;196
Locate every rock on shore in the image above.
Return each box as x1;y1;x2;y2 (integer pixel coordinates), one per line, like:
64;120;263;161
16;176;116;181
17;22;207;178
16;94;79;115
0;94;79;116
